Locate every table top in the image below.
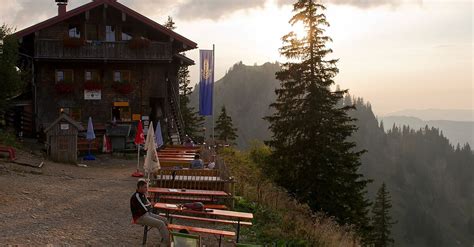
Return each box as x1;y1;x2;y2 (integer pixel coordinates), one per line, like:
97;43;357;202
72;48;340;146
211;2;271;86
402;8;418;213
155;175;223;181
154;202;253;220
159;157;194;161
148;187;229;197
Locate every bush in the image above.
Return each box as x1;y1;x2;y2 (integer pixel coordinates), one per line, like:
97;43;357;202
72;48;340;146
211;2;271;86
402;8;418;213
0;129;22;148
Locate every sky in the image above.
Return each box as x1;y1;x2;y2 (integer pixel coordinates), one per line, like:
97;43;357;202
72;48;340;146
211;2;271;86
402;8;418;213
1;0;472;115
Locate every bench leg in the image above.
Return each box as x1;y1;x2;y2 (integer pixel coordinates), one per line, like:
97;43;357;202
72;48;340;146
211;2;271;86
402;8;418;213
142;226;148;245
219;235;222;247
236;219;241;243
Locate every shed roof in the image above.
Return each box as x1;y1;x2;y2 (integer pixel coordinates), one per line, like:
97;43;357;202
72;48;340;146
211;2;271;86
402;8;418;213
45;113;85;133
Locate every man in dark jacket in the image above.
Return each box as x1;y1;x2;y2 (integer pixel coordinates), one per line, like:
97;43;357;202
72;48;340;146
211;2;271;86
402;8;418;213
130;180;169;245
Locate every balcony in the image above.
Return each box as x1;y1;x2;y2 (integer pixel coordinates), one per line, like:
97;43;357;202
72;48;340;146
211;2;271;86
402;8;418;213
35;39;172;61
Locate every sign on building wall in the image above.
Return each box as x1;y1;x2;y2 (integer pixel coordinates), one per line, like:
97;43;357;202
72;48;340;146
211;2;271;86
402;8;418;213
84;90;101;100
142;116;150;135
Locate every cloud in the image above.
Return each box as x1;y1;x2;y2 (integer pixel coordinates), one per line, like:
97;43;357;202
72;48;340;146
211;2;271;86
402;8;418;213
276;0;413;8
2;0;417;29
6;0;92;30
175;0;267;20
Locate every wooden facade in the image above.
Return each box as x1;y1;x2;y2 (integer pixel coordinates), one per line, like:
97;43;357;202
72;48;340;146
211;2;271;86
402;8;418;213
45;113;84;163
15;0;196;145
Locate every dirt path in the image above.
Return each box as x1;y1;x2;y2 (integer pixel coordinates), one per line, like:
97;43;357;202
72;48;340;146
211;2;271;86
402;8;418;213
0;153;234;246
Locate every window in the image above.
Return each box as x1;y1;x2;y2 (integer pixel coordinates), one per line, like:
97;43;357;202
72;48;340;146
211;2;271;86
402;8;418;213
112;104;131;122
121;26;133;41
106;25;116;42
56;69;74;83
68;24;81;38
85;70;100;82
86;24;98;41
113;70;131;83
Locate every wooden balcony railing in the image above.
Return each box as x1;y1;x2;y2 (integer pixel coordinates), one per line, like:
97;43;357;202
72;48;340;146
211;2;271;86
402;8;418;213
35;39;172;60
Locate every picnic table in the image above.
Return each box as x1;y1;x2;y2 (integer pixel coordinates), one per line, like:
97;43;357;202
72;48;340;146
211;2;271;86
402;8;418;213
148;187;229;197
154;202;253;243
148;187;229;204
157;153;196;158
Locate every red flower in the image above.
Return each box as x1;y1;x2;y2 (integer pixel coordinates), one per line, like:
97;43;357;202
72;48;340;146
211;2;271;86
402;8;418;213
84;81;103;90
112;82;134;94
55;82;74;94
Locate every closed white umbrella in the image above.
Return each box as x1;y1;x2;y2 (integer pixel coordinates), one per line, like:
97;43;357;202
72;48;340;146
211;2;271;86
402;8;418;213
143;121;160;181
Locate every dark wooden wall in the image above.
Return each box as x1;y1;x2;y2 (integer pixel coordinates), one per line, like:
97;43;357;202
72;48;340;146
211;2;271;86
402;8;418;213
36;61;173;128
47;120;78;163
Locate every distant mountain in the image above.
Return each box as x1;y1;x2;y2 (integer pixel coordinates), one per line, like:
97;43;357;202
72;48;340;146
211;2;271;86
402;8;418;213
382;116;474;149
385;109;474;122
190;61;280;147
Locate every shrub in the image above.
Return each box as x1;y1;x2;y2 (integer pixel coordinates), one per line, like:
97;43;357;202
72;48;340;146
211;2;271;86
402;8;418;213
0;129;22;148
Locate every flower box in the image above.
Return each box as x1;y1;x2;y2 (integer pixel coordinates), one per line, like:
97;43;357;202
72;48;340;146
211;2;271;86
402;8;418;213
63;36;85;48
84;81;103;91
128;36;151;49
112;81;134;94
55;81;74;94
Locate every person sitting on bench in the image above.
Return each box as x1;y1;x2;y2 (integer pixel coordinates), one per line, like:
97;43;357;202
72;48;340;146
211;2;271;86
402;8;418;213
190;154;204;169
130;180;170;246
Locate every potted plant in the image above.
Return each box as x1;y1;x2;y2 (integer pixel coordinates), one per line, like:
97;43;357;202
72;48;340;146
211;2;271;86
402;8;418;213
55;80;74;94
112;80;134;94
84;80;103;91
128;36;151;49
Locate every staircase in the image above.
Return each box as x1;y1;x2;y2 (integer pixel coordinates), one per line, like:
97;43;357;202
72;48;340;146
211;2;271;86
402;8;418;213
4;107;34;138
167;80;185;145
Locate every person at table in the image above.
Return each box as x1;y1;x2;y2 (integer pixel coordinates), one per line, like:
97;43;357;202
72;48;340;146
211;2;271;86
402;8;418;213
190;154;204;169
130;180;170;246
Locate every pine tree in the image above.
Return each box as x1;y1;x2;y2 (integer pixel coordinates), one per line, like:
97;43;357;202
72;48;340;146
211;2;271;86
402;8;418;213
178;59;204;141
370;183;396;246
163;17;204;141
264;0;371;240
0;24;23;112
163;16;176;30
215;106;238;144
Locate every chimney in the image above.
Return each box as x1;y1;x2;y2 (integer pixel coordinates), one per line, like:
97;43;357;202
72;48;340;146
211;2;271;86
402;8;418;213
55;0;68;16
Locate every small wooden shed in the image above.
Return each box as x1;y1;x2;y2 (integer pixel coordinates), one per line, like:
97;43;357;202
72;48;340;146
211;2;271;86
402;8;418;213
45;113;84;163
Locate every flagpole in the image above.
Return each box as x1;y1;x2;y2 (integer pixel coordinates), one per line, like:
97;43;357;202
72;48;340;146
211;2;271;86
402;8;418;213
212;44;215;143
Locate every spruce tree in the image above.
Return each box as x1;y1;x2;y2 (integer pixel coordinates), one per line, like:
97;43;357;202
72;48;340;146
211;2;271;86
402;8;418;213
0;24;23;112
215;106;238;144
163;17;204;141
178;59;204;141
163;16;176;30
264;0;371;240
371;183;396;247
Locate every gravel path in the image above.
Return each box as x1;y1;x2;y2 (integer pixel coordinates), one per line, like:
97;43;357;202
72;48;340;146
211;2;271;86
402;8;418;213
0;154;234;246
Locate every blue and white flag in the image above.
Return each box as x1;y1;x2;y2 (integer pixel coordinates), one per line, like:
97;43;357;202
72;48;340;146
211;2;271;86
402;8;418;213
155;121;164;148
199;49;214;116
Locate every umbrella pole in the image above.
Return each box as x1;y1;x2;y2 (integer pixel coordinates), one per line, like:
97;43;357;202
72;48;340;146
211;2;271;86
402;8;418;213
137;145;140;170
132;144;143;177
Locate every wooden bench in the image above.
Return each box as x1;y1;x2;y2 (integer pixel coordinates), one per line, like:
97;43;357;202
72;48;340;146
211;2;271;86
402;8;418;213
157;154;196;158
77;138;99;153
168;223;235;246
204;204;228;210
0;146;16;161
156;169;219;177
159;195;215;202
163;214;251;226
